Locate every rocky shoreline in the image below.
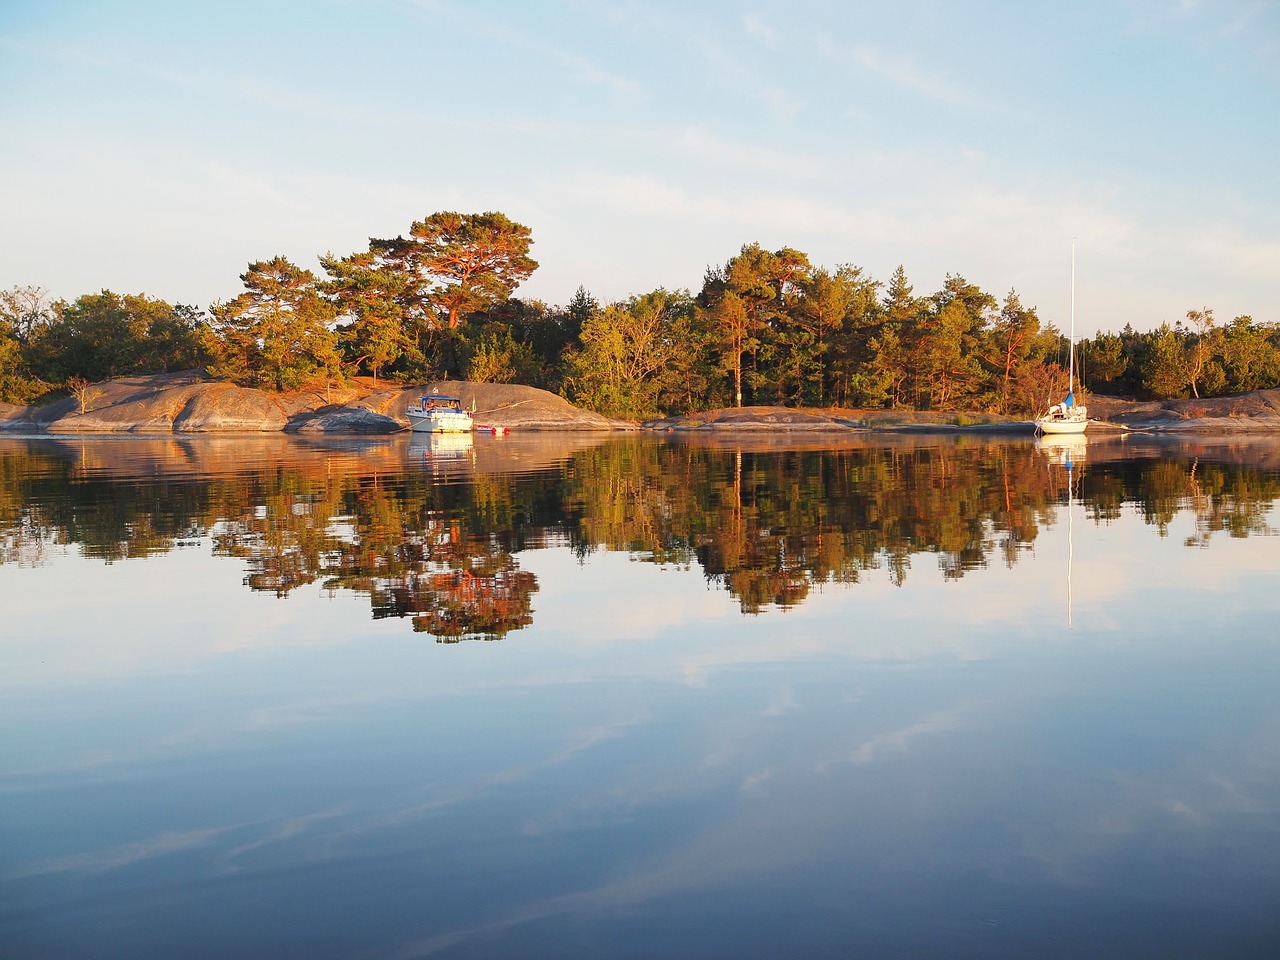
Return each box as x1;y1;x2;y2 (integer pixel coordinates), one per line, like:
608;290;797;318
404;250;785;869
0;372;633;434
3;372;1280;435
646;389;1280;435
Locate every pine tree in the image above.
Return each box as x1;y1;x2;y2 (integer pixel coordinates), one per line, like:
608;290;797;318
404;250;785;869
207;257;340;391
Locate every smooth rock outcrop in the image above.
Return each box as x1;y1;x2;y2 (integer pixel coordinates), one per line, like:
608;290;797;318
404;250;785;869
0;372;636;434
7;372;1280;436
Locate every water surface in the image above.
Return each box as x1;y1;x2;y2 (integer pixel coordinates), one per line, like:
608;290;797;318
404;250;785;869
3;432;1279;958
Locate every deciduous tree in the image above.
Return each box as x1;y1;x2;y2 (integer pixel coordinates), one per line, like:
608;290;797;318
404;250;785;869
1184;307;1220;399
29;291;205;385
0;287;51;402
565;289;690;419
0;285;54;343
0;321;40;403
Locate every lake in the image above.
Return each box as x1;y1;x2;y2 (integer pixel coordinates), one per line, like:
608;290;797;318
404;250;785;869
3;431;1280;959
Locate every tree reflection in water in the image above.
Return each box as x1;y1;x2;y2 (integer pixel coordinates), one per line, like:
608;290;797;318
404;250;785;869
2;434;1279;636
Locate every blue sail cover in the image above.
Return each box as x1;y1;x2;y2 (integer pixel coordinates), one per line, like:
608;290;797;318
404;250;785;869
1064;390;1075;407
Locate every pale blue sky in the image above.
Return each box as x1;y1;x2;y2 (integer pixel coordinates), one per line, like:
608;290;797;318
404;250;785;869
1;0;1276;334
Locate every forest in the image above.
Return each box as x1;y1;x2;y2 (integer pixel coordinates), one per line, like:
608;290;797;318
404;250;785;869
2;210;1276;419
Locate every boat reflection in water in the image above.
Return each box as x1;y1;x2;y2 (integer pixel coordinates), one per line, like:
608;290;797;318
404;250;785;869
1035;432;1088;465
1036;433;1088;626
409;430;475;477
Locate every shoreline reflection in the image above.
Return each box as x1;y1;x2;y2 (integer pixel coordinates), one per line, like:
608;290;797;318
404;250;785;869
2;434;1278;639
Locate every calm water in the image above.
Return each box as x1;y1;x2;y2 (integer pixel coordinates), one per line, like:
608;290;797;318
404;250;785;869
3;431;1280;959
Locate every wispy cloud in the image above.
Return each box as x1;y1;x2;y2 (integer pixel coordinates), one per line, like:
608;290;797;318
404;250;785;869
1169;0;1280;59
0;39;367;127
1183;223;1280;285
852;43;978;106
695;37;805;123
399;0;642;98
742;12;777;46
555;50;641;95
138;63;363;124
676;127;827;178
0;34;113;67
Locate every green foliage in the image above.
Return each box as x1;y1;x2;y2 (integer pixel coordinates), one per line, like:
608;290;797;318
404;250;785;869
909;299;977;409
0;287;53;402
1184;307;1219;399
565;289;693;420
26;290;206;387
467;332;517;383
697;243;812;407
206;257;340;391
657;296;721;413
1083;332;1127;390
980;290;1043;414
820;265;883;407
847;325;898;408
1142;324;1191;399
480;297;575;391
0;322;45;403
1008;358;1066;416
1220;316;1280;392
902;275;993;410
777;264;880;407
465;324;541;384
323;211;539;382
1069;315;1280;401
321;247;411;384
1073;317;1280;400
861;266;919;409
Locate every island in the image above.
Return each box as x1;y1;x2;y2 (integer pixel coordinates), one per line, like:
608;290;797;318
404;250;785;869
4;371;1280;435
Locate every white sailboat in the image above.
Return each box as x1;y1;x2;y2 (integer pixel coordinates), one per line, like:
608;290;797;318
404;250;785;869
1035;243;1089;435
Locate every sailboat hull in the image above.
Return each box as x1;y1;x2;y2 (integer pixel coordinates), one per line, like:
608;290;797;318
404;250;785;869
1035;412;1088;435
1034;404;1085;435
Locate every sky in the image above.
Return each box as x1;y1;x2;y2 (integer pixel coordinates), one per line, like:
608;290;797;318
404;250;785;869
1;0;1277;335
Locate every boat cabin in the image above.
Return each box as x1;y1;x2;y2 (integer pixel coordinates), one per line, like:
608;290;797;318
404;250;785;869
417;395;463;410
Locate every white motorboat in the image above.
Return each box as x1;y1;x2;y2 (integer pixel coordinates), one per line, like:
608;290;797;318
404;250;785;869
407;394;473;433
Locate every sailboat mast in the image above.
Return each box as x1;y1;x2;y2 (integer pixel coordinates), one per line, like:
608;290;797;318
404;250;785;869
1068;240;1076;394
